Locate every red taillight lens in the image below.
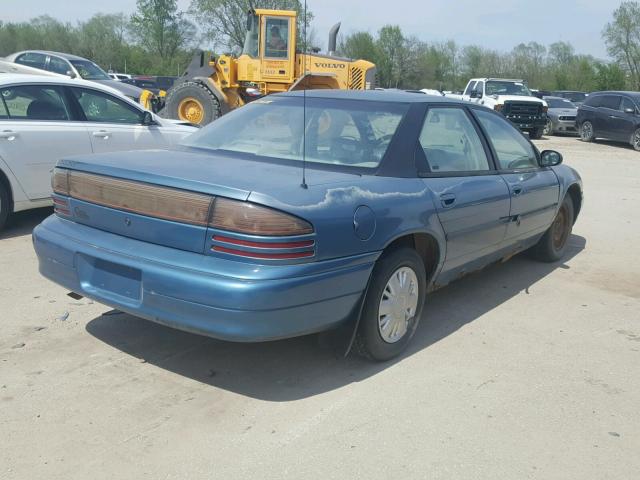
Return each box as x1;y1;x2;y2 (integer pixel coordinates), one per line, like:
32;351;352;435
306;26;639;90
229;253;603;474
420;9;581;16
209;198;313;236
53;196;70;216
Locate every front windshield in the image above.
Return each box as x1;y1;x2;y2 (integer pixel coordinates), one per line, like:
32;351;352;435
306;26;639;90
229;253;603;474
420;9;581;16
485;81;532;97
181;97;409;169
70;60;110;80
241;14;259;58
547;98;575;109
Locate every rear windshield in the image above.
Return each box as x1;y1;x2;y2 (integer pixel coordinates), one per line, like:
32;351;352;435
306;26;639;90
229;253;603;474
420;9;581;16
547;98;575;108
181;97;409;169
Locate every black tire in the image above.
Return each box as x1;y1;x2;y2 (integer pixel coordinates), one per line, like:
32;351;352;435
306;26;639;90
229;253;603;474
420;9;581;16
0;182;10;231
530;196;574;263
580;121;594;142
530;127;544;140
543;118;553;136
353;247;427;361
632;128;640;152
164;81;222;126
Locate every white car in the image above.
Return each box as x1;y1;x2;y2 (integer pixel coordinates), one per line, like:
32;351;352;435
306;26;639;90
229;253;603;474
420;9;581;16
0;75;198;229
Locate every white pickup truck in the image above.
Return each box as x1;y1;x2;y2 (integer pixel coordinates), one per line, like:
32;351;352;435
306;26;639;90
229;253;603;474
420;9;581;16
448;78;548;139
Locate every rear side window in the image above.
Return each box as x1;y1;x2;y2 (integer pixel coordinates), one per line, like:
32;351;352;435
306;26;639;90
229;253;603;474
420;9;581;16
419;107;490;172
15;52;46;70
475;109;538;170
0;85;71;121
47;56;71;75
621;97;637;113
600;95;621;110
584;95;602;107
71;87;144;124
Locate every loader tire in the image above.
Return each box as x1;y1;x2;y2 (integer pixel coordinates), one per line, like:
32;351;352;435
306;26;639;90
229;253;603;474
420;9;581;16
165;81;222;126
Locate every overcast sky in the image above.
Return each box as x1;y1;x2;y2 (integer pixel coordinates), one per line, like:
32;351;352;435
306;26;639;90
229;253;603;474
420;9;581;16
1;0;620;59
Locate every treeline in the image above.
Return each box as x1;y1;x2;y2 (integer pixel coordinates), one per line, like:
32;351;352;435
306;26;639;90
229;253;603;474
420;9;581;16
339;30;627;92
0;0;195;76
1;0;639;93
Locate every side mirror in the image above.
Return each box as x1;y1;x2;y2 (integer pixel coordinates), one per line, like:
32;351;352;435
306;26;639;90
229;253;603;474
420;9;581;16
66;70;77;79
624;107;636;114
470;90;482;99
142;111;155;126
539;150;563;167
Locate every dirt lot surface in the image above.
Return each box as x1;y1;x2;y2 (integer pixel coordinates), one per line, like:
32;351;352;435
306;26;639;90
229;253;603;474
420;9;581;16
1;136;638;479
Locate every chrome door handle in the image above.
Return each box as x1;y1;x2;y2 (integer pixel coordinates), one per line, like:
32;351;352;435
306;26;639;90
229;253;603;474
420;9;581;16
92;130;110;139
0;130;17;140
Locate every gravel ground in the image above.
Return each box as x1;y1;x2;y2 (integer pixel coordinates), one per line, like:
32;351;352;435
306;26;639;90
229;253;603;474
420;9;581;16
1;135;638;479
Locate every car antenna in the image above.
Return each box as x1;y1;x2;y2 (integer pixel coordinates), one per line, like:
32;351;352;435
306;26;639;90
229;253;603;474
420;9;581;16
300;0;309;189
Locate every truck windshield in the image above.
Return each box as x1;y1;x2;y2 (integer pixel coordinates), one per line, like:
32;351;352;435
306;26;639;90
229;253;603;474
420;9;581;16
241;14;259;58
181;97;409;170
485;81;532;97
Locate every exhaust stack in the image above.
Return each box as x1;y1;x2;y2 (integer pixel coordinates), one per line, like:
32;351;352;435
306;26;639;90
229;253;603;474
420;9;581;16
328;22;341;56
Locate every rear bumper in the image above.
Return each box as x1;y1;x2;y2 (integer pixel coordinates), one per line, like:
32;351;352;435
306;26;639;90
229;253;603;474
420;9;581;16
33;216;377;342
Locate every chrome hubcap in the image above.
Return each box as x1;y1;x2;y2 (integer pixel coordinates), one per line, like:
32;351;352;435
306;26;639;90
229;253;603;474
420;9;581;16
378;267;419;344
581;122;593;140
544;119;552;135
634;130;640;150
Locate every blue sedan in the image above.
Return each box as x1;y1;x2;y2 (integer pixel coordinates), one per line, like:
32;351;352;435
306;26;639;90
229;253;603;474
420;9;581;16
33;90;583;361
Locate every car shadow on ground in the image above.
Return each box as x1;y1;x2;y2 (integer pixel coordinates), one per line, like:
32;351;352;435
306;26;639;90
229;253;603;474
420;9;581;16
86;234;586;402
0;207;52;240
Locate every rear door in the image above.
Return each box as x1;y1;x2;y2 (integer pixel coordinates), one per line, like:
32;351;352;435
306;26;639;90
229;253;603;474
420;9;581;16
0;83;92;199
68;86;172;153
596;95;621;140
418;106;510;273
473;108;559;244
610;97;639;142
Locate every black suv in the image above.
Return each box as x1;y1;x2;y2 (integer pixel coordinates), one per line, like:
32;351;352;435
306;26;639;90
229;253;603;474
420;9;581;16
576;91;640;151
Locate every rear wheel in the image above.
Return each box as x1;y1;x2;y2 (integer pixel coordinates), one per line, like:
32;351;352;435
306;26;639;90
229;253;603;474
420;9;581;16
530;196;574;263
353;247;426;361
580;121;594;142
632;128;640;152
0;182;10;231
164;81;222;126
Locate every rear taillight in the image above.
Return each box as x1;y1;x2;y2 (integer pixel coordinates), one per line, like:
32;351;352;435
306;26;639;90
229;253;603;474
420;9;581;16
52;168;69;195
68;171;212;225
53;196;70;216
209;197;313;236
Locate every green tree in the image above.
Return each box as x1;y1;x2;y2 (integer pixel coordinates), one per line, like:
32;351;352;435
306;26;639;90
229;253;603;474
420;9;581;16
376;25;405;88
130;0;195;60
603;1;640;89
339;31;379;64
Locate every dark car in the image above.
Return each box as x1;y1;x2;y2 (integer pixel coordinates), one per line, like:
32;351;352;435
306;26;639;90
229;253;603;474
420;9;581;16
576;91;640;151
33;90;583;361
552;91;588;106
122;78;162;95
155;76;178;91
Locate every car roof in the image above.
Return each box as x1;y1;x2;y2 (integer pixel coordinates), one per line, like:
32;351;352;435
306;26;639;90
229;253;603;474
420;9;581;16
543;96;574;101
277;89;465;104
12;50;89;61
590;91;640;98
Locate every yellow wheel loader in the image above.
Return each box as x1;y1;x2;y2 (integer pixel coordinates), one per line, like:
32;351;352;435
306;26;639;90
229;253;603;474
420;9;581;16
162;9;376;126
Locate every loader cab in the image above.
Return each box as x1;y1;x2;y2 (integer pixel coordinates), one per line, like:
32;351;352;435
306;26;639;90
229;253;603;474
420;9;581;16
240;9;296;86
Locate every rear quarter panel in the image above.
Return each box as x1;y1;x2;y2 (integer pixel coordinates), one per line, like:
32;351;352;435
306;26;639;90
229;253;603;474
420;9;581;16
248;176;447;266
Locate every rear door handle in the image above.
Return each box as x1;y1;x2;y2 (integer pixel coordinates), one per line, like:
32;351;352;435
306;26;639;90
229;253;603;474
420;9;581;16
0;130;17;140
512;185;524;196
440;193;457;208
92;130;111;139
